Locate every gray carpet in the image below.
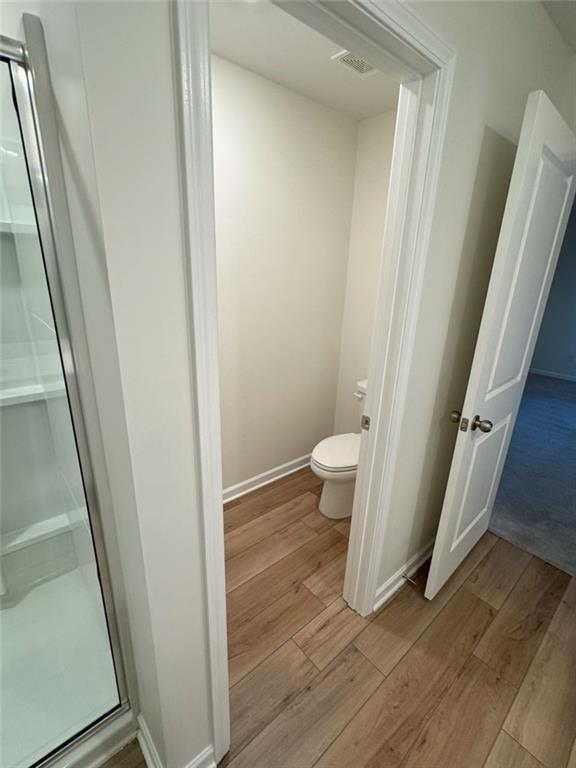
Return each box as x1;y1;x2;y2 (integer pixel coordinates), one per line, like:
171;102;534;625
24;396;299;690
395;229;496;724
490;373;576;575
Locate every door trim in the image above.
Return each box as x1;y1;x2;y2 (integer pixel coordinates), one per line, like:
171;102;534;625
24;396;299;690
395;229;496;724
173;2;230;760
173;0;455;757
344;58;454;616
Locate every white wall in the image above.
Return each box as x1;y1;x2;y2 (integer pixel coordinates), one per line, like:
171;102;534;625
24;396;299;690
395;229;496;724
531;199;576;381
334;111;396;433
377;0;576;588
75;4;213;766
212;55;358;490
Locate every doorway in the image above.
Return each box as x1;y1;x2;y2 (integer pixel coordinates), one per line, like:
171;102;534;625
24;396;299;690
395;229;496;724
211;0;399;553
210;0;400;704
174;0;454;758
490;198;576;574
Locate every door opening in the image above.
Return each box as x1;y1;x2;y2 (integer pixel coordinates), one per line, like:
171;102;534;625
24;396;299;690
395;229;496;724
490;198;576;575
210;0;402;691
211;0;400;581
174;1;454;758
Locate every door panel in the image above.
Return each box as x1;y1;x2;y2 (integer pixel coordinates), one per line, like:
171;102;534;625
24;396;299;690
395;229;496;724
488;151;573;394
453;417;509;546
425;91;576;599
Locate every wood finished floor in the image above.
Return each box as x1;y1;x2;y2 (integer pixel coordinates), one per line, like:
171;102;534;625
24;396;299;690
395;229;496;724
101;740;146;768
221;468;576;768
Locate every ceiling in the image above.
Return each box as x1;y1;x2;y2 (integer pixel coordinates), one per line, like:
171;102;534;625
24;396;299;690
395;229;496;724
543;1;576;52
209;1;399;120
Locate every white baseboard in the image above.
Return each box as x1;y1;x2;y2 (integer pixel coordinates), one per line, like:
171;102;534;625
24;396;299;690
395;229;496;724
223;454;311;503
138;716;216;768
185;746;216;768
137;716;163;768
529;368;576;383
372;538;435;613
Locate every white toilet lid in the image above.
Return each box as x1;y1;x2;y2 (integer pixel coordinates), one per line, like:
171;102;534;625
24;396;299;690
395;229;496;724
311;433;361;472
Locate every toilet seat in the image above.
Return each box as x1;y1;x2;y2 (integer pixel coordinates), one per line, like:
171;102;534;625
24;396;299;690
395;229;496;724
311;433;360;473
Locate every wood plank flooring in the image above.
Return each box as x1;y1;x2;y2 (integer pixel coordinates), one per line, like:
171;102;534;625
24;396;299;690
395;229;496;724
222;468;576;768
101;741;146;768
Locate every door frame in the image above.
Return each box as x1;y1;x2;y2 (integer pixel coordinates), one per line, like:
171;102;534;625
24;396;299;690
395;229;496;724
173;0;455;759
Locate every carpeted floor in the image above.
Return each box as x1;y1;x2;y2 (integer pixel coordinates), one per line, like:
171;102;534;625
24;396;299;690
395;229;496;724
490;373;576;575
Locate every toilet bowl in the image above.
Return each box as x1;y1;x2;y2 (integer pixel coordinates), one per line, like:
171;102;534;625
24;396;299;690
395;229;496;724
311;433;361;518
310;380;366;519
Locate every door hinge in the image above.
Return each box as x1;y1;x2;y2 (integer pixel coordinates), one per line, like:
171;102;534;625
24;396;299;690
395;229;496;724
361;414;371;431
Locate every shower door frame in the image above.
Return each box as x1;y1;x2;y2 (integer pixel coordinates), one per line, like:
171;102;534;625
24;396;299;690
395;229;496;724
1;25;130;768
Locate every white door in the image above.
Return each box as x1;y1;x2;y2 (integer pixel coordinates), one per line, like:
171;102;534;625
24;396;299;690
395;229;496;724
425;91;576;599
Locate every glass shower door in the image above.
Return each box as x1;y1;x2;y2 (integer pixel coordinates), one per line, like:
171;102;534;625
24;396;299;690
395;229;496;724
1;46;122;768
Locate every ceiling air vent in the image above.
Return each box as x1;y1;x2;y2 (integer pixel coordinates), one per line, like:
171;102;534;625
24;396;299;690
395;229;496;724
331;50;377;78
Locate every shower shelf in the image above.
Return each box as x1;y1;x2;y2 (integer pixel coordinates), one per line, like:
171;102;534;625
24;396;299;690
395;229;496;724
0;379;66;407
1;507;87;556
0;218;36;235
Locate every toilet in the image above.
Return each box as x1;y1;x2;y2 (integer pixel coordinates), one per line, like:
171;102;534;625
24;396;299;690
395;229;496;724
310;379;366;519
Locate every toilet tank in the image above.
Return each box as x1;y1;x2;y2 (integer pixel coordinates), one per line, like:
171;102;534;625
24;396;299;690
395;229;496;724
354;379;367;421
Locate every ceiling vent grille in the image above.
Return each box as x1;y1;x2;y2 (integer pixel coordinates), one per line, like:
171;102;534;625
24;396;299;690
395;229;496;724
331;50;377;78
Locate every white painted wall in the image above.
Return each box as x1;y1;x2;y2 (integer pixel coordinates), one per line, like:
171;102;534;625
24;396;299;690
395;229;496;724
334;111;396;433
531;199;576;381
212;56;358;490
74;4;213;766
376;0;576;589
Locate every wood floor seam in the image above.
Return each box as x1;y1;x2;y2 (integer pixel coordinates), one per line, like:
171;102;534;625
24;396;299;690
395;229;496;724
306;674;389;768
497;730;549;768
225;493;321;559
389;573;496;667
228;583;326;687
471;651;528;748
473;614;556;690
297;648;323;672
512;556;535;589
227;543;346;622
471;651;522;689
352;635;392;674
226;522;322;593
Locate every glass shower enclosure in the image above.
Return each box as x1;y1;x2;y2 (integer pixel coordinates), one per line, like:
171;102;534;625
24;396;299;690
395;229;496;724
1;22;125;768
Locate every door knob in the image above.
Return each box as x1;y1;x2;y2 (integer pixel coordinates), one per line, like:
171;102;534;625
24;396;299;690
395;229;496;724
449;410;462;424
471;415;493;433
